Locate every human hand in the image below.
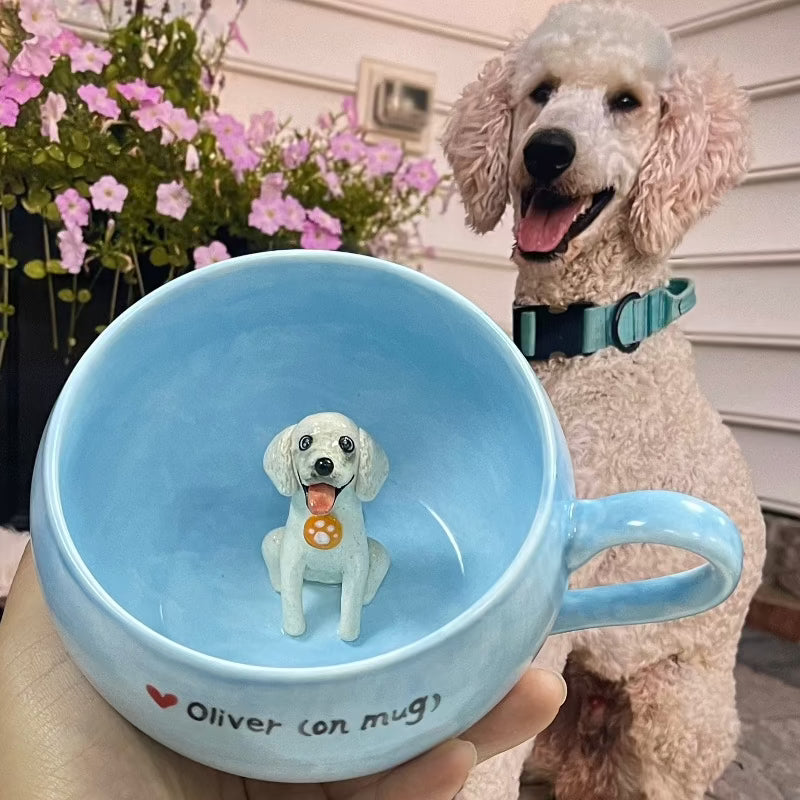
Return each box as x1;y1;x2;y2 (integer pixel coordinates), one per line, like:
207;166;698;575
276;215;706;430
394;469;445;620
0;547;566;800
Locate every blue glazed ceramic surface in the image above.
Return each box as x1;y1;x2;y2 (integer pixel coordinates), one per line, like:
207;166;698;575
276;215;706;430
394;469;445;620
30;250;744;782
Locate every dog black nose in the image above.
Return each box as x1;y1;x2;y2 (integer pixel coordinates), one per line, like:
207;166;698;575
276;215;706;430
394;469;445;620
523;129;576;183
314;457;334;476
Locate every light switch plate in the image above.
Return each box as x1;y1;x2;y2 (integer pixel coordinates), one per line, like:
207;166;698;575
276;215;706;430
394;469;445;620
356;57;436;155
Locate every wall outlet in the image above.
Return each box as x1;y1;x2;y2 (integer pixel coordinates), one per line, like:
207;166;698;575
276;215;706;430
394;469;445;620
356;58;436;155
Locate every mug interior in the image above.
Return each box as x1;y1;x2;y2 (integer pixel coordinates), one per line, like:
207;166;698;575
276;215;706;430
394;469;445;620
53;252;551;667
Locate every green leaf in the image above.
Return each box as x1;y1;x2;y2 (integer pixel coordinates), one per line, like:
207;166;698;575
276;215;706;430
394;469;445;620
150;246;169;266
100;253;117;269
75;180;90;198
45;201;61;222
57;288;76;302
107;141;121;156
46;144;65;162
32;150;47;165
1;194;17;210
94;324;107;334
68;336;77;347
47;259;66;274
27;187;51;211
77;289;92;303
0;330;7;340
71;130;91;152
0;303;15;316
23;259;47;279
67;152;85;169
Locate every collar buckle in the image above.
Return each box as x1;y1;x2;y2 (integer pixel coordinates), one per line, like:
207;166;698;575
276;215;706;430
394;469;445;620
513;303;590;360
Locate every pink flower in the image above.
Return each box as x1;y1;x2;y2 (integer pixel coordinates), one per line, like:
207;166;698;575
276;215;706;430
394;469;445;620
247;110;275;146
301;221;341;250
342;96;359;129
0;72;43;104
330;132;364;164
316;111;332;130
185;143;200;171
57;227;88;274
365;141;403;177
314;154;327;172
90;175;128;213
49;29;82;57
55;188;90;229
40;91;66;142
282;139;310;169
194;240;230;269
323;171;343;198
0;98;19;128
281;196;307;232
259;172;287;201
19;0;61;39
220;135;260;176
200;109;218;131
77;84;120;119
308;207;342;236
69;42;112;74
210;113;245;143
248;196;286;235
13;36;53;78
156;181;192;220
228;20;248;52
117;79;163;105
160;105;198;142
132;102;164;132
401;158;440;193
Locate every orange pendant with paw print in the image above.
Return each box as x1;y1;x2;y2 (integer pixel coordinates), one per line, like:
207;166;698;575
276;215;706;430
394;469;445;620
303;514;343;549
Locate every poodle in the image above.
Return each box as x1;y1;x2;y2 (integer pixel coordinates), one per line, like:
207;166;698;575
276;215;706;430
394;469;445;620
442;2;766;799
262;412;390;641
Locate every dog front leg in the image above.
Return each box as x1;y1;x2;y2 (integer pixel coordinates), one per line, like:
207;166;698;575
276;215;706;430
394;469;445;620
280;552;307;637
339;567;368;642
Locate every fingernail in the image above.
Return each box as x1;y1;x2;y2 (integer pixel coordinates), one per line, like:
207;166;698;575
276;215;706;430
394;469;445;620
547;669;568;705
454;738;479;769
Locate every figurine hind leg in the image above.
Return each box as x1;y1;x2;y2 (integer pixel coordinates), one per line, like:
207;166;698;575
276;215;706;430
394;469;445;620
261;528;284;592
363;538;390;605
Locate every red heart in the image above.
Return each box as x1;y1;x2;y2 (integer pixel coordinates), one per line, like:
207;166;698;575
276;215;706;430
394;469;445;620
146;684;178;709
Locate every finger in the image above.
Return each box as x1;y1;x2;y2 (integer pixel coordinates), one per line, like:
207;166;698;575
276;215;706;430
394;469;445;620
460;669;567;764
364;738;476;800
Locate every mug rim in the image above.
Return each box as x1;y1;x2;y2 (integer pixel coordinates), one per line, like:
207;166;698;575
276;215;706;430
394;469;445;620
38;250;559;683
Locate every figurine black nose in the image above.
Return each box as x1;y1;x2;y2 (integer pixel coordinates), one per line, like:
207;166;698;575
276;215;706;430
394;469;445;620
523;128;576;183
314;457;334;476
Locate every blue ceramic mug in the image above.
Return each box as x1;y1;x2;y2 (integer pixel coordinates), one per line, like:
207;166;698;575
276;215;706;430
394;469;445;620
31;251;743;782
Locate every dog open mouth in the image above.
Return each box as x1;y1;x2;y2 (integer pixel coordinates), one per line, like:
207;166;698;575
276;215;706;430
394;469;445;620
302;477;353;515
516;187;615;258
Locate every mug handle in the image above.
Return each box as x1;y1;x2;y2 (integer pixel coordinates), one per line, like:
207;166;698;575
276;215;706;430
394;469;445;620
552;490;744;634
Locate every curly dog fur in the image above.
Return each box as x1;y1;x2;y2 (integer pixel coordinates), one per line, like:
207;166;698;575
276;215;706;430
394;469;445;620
444;3;766;798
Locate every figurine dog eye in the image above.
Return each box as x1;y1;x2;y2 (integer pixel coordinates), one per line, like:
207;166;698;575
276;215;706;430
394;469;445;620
298;435;313;451
608;91;641;112
530;81;556;105
339;436;355;454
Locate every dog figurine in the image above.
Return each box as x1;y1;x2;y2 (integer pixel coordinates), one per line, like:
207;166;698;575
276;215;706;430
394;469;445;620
443;2;766;799
262;412;390;642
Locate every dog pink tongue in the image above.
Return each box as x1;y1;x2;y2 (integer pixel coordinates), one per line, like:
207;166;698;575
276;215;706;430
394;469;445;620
308;483;336;515
518;199;584;253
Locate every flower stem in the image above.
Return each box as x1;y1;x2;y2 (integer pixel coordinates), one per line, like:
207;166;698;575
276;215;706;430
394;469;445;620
109;265;121;323
66;274;78;360
0;208;9;370
130;247;145;298
43;221;59;352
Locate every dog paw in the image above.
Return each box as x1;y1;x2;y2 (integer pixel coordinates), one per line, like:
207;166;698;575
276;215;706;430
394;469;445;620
283;618;306;637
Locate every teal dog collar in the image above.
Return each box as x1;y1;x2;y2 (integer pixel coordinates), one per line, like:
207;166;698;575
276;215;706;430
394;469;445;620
513;278;696;360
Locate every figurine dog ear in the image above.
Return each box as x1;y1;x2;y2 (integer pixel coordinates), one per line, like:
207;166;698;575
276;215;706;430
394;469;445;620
264;424;299;496
355;427;389;502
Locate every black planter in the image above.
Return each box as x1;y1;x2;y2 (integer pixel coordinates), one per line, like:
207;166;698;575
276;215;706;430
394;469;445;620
0;209;195;528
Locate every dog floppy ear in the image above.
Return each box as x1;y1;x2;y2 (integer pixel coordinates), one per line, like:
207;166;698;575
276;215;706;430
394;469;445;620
441;53;514;233
263;424;299;496
355;427;389;502
630;61;751;257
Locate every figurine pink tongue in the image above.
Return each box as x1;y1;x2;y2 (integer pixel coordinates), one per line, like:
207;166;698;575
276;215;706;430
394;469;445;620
517;198;583;253
307;483;336;515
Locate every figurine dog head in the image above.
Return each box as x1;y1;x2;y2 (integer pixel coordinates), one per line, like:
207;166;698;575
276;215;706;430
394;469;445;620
264;412;389;513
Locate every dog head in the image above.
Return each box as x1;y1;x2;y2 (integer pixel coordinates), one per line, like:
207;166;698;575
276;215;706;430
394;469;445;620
442;0;750;265
264;412;389;513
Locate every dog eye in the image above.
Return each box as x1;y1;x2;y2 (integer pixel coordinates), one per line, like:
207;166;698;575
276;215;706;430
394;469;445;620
298;435;313;451
608;91;641;112
338;436;355;454
530;82;555;105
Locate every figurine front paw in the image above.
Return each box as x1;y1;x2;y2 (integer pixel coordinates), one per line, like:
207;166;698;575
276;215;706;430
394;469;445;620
283;617;307;637
338;622;360;642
